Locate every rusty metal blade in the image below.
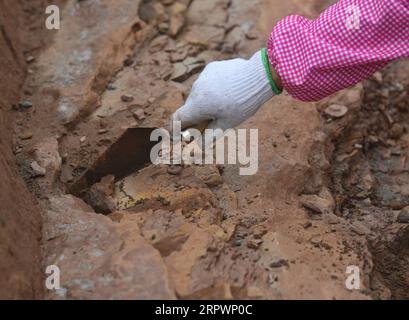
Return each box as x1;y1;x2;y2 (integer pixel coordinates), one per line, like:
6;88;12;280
68;127;157;197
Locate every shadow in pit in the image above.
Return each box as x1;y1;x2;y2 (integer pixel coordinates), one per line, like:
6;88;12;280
330;64;409;299
370;226;409;299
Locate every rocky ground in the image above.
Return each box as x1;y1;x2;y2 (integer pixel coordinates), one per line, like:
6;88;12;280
6;0;408;299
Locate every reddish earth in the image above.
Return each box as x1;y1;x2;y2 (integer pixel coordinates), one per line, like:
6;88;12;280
0;0;408;299
0;0;44;299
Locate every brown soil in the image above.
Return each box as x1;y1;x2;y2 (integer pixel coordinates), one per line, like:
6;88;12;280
1;0;408;299
0;0;46;299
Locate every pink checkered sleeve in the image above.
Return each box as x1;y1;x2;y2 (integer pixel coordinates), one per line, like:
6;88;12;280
267;0;409;102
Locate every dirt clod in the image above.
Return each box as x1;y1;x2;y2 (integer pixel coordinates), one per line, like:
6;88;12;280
397;207;409;224
121;94;134;102
85;175;117;214
19;100;33;109
132;108;146;121
300;191;334;214
324;104;348;119
30;161;46;177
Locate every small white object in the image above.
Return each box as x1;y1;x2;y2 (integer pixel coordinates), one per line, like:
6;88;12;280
31;161;46;177
181;130;191;142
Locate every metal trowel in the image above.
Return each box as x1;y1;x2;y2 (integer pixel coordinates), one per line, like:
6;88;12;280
68;127;158;197
68;121;210;197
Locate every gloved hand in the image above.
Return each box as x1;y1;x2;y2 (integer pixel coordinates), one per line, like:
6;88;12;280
171;50;278;131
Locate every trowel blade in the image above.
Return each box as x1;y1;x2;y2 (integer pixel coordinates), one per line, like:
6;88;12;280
68;127;158;197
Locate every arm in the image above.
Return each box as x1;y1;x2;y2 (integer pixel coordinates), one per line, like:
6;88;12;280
172;0;409;130
268;0;409;101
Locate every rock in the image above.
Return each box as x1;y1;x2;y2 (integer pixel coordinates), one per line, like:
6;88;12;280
184;283;234;300
194;165;223;187
252;225;267;239
30;161;46;177
121;94;134;102
26;55;35;63
247;239;263;250
340;84;363;109
351;222;371;236
132;108;146;121
245;31;258;40
326;213;341;225
391;149;401;156
20;132;33;140
19;100;33;109
231;185;241;192
149;35;169;52
368;135;379;144
60;166;74;183
106;83;116;91
179;56;202;79
43;195;175;299
390;123;405;139
182;25;225;49
186;0;228;27
397;207;409;223
217;184;239;211
171;57;205;82
158;22;169;33
164;228;211;298
310;235;322;246
269;258;289;268
373;71;383;83
355;172;373;198
196;50;218;64
184;56;205;73
85;175;117;214
80;136;87;143
33;137;62;183
246;286;264;298
389;225;409;256
171;63;189;82
170;46;190;62
223;26;244;53
324;104;348;119
300;189;335;214
114;166;217;212
168;2;187;37
303;221;312;229
167;165;183;175
138;1;167;23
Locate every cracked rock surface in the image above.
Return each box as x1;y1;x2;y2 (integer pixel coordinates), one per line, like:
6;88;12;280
3;0;408;299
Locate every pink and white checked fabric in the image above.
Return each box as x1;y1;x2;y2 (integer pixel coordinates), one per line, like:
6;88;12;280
267;0;409;102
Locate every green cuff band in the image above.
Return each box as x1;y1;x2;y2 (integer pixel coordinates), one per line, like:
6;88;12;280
261;48;282;95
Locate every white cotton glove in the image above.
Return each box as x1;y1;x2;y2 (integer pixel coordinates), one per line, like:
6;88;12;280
171;50;275;131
